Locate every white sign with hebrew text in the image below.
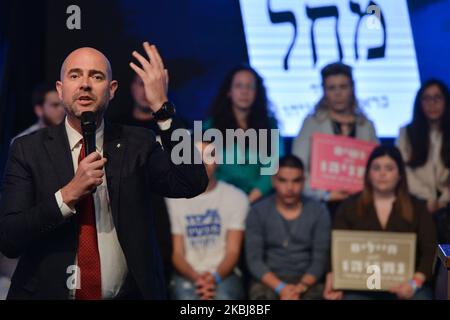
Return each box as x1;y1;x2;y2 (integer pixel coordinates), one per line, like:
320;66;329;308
240;0;420;137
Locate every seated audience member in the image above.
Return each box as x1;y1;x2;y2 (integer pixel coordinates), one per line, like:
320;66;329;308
203;65;284;204
324;146;437;300
11;83;65;143
245;155;330;300
119;74;186;132
292;62;378;212
166;141;249;300
396;79;450;213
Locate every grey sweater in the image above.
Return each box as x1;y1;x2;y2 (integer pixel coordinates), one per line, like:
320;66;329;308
245;194;331;280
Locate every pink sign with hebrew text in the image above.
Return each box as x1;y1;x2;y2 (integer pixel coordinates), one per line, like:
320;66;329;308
310;133;377;192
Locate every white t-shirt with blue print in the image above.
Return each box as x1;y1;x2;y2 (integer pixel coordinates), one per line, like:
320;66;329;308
166;181;249;273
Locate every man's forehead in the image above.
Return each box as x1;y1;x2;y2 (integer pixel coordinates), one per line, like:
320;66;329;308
277;167;303;178
61;47;112;78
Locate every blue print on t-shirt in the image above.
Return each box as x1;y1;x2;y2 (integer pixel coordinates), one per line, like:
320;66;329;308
186;209;221;248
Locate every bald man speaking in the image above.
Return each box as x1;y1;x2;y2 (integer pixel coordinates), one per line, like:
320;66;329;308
0;43;208;300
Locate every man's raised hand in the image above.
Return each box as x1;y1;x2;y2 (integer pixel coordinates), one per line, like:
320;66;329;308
129;42;169;113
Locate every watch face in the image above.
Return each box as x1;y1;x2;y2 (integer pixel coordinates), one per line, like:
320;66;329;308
164;102;176;115
155;102;176;120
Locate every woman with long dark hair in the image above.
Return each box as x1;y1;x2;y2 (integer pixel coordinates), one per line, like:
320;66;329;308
396;79;450;213
203;65;283;203
323;145;436;300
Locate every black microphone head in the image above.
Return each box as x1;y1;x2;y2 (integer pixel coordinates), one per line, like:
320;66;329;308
80;111;97;193
80;111;96;133
80;111;97;158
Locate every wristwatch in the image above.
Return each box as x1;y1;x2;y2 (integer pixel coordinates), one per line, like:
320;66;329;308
152;101;176;121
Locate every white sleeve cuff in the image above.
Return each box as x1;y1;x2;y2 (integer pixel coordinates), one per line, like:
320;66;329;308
157;118;172;131
55;190;76;218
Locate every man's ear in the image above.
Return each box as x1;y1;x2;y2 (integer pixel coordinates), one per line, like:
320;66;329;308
34;105;43;118
56;81;63;100
109;80;118;100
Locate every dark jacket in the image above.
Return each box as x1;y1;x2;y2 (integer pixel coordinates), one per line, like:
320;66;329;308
334;193;437;280
0;120;208;299
434;204;450;244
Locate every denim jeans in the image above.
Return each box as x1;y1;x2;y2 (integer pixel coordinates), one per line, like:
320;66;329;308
170;272;244;300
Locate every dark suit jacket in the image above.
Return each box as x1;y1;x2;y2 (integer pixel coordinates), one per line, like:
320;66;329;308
0;120;208;299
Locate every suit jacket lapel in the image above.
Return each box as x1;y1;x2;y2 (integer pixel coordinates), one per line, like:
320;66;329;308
44;122;74;190
103;122;125;229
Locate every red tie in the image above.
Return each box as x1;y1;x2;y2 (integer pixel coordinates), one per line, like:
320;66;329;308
75;139;102;300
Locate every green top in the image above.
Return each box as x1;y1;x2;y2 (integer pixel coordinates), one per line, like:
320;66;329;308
203;118;284;195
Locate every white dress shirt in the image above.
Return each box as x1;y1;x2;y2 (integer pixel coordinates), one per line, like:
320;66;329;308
55;117;128;299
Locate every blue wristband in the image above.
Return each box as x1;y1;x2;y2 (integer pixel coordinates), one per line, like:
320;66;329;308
274;282;286;295
409;279;420;293
212;272;222;284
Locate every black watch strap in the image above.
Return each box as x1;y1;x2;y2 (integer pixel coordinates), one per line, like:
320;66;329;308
153;101;176;121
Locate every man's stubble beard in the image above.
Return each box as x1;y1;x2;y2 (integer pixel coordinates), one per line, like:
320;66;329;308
67;88;111;117
66;99;109;119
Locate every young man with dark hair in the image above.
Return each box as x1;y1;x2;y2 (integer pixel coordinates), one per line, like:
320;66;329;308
12;83;65;142
245;154;331;300
167;141;248;300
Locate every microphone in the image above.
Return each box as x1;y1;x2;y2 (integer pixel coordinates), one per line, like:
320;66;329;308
81;111;97;193
80;111;96;156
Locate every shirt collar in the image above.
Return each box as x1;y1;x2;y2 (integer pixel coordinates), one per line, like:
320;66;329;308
65;116;104;153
